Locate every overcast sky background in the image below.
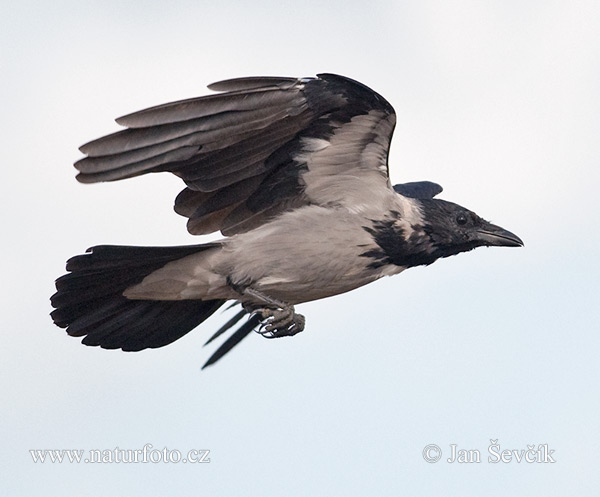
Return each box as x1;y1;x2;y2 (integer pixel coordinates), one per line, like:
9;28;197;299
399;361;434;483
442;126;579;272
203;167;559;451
2;0;599;495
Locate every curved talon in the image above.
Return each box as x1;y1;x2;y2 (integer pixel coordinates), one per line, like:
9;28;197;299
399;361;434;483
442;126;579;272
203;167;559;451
256;321;275;338
252;305;305;338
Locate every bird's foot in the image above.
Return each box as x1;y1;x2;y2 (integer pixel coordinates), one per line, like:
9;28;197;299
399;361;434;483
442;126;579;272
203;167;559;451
253;305;305;339
230;281;306;339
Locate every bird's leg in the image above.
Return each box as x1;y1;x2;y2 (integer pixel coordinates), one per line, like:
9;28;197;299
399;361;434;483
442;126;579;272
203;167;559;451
238;287;305;339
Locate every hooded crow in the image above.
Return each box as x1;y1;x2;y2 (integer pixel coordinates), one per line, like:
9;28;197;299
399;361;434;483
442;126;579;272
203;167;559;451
50;73;523;368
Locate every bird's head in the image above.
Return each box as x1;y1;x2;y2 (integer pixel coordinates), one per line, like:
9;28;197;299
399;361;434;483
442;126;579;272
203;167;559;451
417;198;523;261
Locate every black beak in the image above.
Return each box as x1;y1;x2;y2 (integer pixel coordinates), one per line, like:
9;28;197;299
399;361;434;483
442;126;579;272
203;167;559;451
475;223;524;248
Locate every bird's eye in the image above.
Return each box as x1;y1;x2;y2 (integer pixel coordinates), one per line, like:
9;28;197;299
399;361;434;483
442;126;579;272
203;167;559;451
456;213;468;225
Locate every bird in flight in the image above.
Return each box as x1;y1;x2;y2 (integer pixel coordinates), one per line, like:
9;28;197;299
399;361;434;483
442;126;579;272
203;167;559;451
51;73;523;368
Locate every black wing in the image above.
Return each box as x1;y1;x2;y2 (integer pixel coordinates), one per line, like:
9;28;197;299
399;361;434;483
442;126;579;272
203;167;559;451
75;73;397;236
393;181;442;199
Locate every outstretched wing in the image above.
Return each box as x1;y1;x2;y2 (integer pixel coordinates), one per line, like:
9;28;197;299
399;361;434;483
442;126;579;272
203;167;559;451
75;73;397;236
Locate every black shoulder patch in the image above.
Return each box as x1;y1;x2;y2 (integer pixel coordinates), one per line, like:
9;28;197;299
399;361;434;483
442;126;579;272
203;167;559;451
315;73;395;115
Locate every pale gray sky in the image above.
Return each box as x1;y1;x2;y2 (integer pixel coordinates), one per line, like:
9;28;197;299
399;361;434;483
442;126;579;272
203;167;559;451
2;1;599;495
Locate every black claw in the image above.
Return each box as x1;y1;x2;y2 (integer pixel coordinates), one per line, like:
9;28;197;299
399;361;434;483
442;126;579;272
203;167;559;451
252;304;306;339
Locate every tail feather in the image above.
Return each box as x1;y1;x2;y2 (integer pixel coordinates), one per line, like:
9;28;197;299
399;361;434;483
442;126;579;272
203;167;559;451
202;313;261;369
204;308;247;346
51;244;231;352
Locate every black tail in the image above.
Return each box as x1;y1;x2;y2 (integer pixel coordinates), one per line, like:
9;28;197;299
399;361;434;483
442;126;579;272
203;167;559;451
51;244;228;352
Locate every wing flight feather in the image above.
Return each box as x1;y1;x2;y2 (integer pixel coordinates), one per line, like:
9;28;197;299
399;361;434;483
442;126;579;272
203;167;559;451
75;73;397;235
